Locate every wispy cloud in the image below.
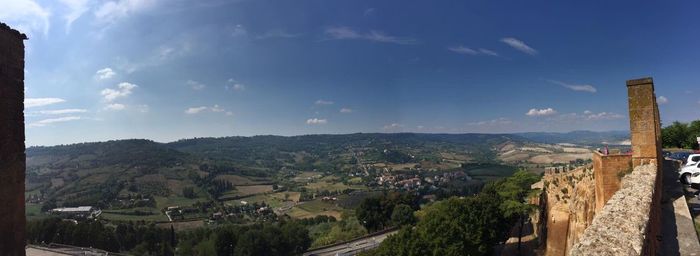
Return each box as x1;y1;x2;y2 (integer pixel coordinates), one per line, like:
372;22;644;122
468;117;512;126
383;123;403;131
582;111;623;120
184;105;229;115
38;108;87;115
94;0;158;25
0;0;51;37
315;99;334;105
187;80;206;90
101;82;137;101
185;106;208;114
324;27;417;45
28;116;81;127
104;103;126;111
340;108;353;113
95;68;116;80
547;80;597;93
448;46;499;56
256;30;301;39
500;37;538;55
364;8;376;16
59;0;89;33
226;78;246;91
25;98;66;108
526;108;557;116
306;118;328;125
657;96;668;104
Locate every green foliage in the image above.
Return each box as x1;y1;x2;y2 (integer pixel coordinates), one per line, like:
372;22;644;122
179;222;311;256
370;195;510;256
26;218;173;254
662;121;700;149
369;170;539;256
356;192;419;232
391;204;416;227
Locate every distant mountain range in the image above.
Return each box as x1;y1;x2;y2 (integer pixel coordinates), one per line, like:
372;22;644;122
514;130;630;145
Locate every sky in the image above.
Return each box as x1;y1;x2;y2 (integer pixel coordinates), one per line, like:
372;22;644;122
2;0;700;146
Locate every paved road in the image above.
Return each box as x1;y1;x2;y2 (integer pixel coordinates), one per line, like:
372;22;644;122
303;230;398;256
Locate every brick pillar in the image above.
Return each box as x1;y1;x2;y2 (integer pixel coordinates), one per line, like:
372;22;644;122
0;23;27;256
626;77;662;255
627;77;662;167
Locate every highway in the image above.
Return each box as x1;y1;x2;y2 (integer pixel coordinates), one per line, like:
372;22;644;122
303;229;398;256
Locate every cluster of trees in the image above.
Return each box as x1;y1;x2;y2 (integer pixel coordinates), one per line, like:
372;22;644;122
26;218;175;255
662;120;700;149
356;192;420;232
365;170;540;256
177;221;311;255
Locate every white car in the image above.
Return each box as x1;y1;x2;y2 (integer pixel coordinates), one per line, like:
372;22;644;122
679;161;700;185
686;154;700;166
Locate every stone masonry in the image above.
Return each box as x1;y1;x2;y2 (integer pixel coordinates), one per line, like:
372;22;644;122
0;23;27;256
592;152;631;213
569;77;664;255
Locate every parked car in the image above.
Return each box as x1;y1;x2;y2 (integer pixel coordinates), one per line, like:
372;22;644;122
686;154;700;167
679;161;700;185
669;152;693;164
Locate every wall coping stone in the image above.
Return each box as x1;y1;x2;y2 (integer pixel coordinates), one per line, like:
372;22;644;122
570;164;657;256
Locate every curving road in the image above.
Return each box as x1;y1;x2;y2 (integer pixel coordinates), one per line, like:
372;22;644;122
303;230;398;256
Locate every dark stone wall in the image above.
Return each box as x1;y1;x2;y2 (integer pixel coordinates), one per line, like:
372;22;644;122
0;23;27;256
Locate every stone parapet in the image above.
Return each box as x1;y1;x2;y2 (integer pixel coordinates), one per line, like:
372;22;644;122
569;164;658;256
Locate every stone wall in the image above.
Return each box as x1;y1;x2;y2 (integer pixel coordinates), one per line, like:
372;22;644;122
0;23;27;256
592;152;632;213
569;164;658;255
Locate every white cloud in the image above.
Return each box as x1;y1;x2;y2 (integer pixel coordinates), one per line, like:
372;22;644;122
94;0;157;25
0;0;51;37
383;123;403;131
340;108;353;113
185;106;208;114
136;104;149;113
226;79;246;91
448;46;499;56
306;118;327;125
315;99;334;105
584;111;623;120
25;98;66;108
468;117;512;126
500;37;538;55
230;24;247;37
59;0;89;33
364;8;376;16
28;116;81;127
325;27;417;45
38;108;87;115
187;80;206;90
210;105;224;112
184;105;228;115
657;96;668;104
256;30;300;39
101;82;137;101
95;68;116;80
526;108;557;116
104;103;126;111
548;80;597;93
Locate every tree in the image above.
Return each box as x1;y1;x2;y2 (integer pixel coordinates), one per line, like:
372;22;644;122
489;170;540;255
390;204;415;227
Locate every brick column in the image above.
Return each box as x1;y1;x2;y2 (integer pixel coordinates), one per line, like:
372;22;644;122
0;23;27;256
626;77;663;255
627;77;662;167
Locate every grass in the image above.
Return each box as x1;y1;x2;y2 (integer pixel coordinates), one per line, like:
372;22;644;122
304;180;366;192
233;185;274;196
101;212;168;222
26;203;49;220
463;163;516;181
232;194;284;208
154;196;205;209
215;174;271;185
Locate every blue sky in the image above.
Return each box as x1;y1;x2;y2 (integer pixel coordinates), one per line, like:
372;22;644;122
3;0;700;146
